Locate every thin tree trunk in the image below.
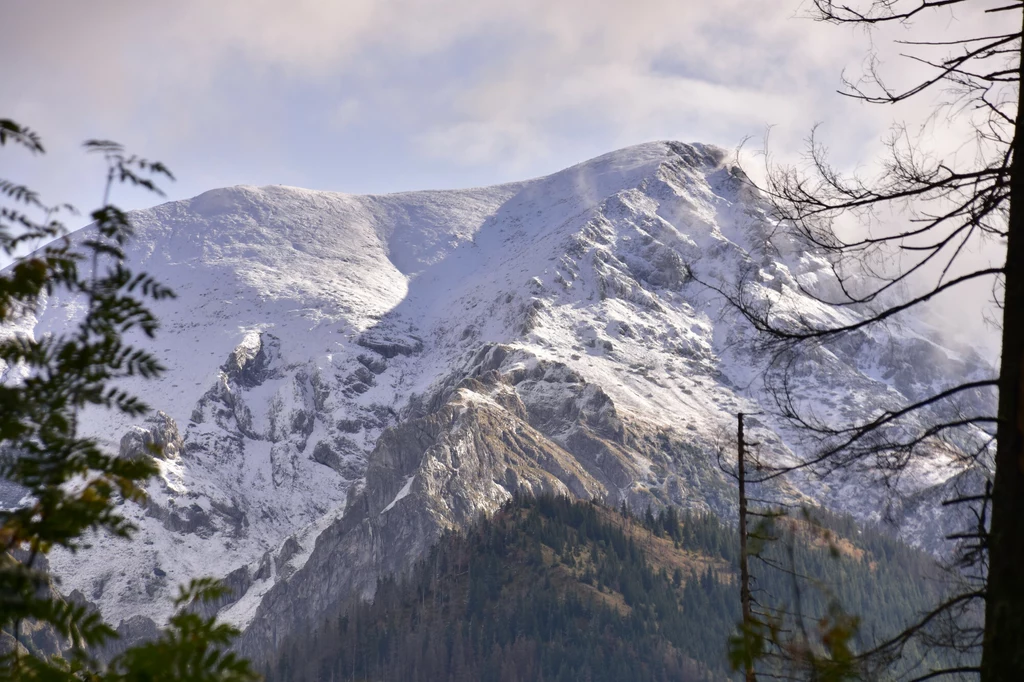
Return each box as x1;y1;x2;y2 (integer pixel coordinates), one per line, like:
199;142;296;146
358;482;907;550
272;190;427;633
980;15;1024;680
738;412;756;682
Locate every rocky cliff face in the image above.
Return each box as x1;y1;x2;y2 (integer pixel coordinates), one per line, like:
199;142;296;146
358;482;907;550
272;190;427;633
0;141;993;658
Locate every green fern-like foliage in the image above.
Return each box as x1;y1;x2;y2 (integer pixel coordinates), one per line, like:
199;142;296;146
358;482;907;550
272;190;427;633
0;119;257;682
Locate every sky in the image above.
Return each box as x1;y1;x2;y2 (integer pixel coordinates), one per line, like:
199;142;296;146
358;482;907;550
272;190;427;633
0;0;1009;351
2;1;912;214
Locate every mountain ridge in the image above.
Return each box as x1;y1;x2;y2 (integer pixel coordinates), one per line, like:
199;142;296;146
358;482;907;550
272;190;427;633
0;140;992;656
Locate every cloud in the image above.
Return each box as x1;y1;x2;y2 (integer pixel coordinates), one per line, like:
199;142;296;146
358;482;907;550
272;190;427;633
0;1;1008;245
0;0;1009;355
3;0;870;167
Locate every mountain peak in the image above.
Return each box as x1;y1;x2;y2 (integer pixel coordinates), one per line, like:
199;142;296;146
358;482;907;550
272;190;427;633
5;140;985;644
565;139;730;172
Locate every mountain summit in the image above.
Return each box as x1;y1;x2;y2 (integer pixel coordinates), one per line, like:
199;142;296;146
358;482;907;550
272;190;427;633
1;141;991;658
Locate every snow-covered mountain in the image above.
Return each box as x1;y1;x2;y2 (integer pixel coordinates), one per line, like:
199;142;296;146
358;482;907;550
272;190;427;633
1;141;994;658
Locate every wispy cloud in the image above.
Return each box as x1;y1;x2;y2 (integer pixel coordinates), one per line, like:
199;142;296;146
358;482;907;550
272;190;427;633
0;1;1005;219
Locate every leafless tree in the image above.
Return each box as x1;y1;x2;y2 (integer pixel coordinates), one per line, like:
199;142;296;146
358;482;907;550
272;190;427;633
704;1;1023;680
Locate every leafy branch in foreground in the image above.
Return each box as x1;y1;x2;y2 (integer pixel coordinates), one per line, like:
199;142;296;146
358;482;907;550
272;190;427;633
0;118;257;681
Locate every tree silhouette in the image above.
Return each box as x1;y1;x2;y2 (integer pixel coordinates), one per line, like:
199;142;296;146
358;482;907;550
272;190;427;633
704;2;1023;680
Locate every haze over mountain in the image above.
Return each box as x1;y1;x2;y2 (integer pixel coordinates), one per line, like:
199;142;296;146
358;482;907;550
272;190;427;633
0;141;993;658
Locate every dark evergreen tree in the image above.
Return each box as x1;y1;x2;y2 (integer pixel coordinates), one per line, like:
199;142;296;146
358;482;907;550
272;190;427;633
268;494;949;682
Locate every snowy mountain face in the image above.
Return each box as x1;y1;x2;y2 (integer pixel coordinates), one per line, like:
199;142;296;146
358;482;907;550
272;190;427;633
0;141;993;657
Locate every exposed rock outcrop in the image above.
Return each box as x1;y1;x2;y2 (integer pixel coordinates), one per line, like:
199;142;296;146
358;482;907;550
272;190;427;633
118;411;184;461
16;140;990;659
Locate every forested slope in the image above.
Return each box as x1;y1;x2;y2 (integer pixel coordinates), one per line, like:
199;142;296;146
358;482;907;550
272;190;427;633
269;495;955;682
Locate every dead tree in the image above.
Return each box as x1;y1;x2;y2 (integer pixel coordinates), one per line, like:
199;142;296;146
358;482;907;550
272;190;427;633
703;2;1023;680
738;413;758;682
